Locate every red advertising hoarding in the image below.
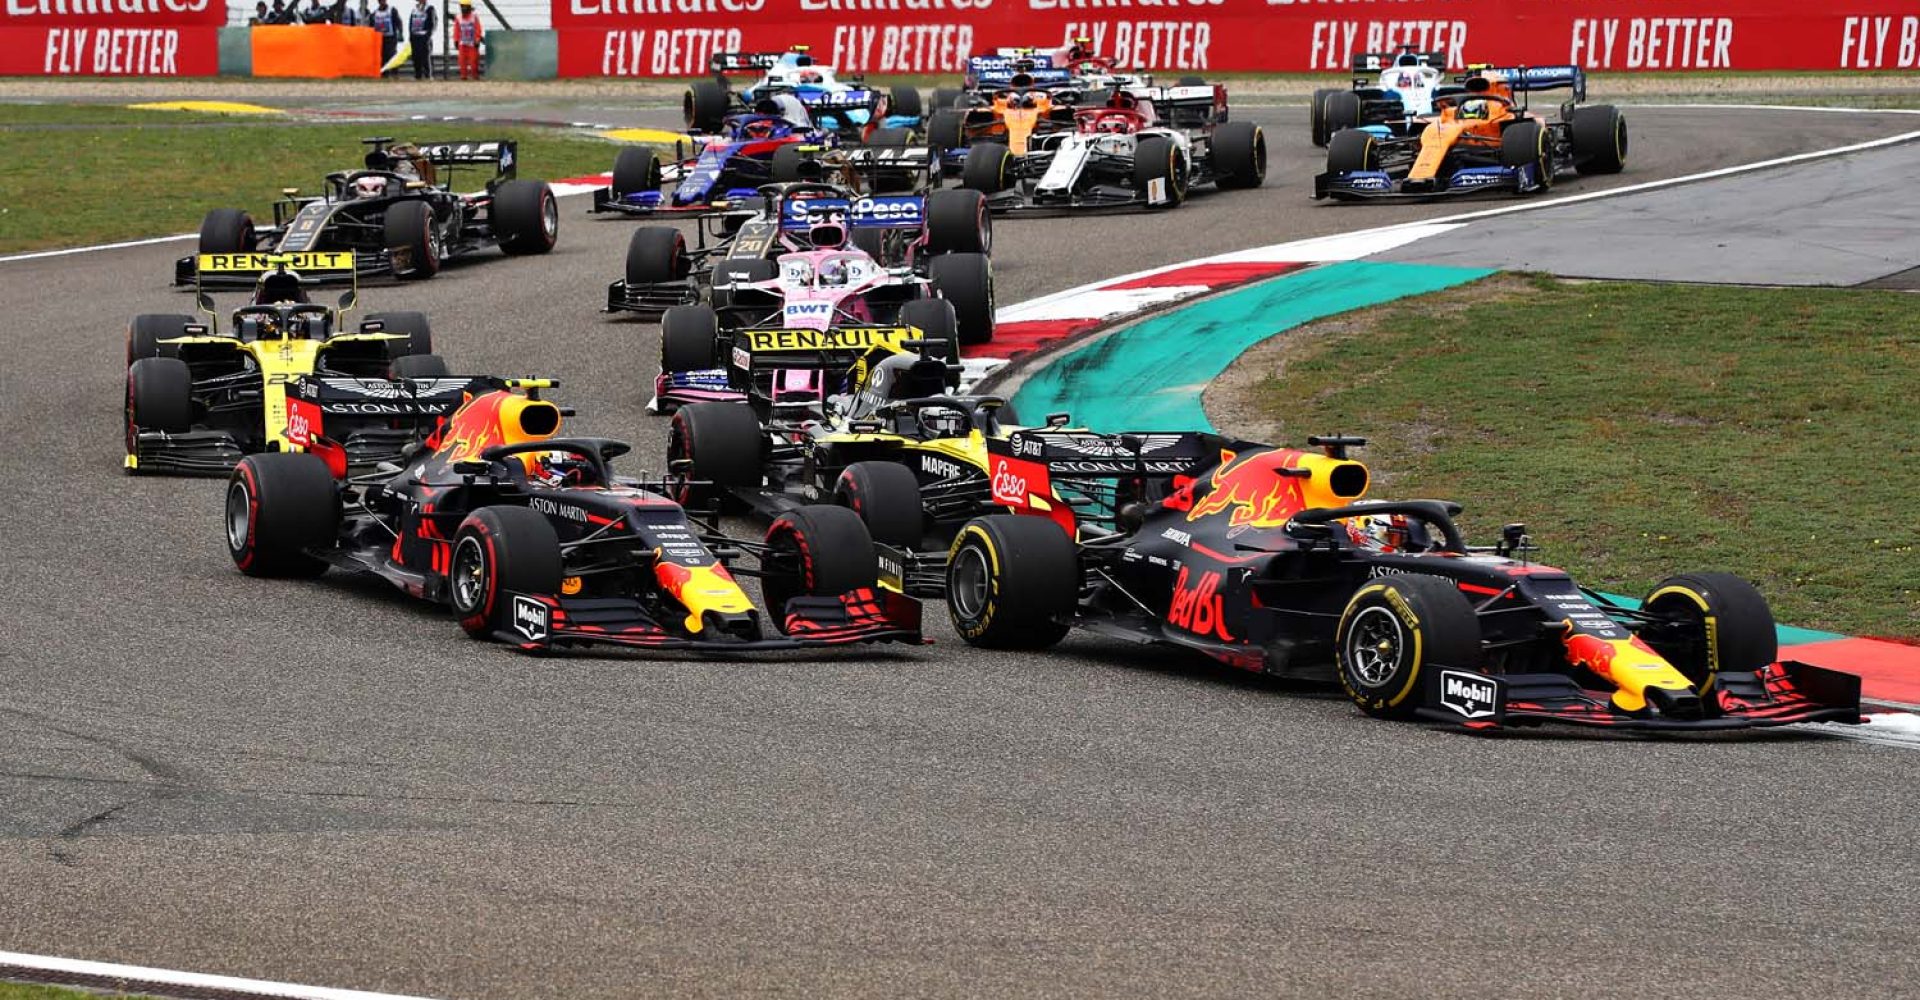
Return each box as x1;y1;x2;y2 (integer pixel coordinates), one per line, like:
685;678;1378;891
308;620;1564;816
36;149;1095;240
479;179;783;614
3;0;223;75
551;0;1920;77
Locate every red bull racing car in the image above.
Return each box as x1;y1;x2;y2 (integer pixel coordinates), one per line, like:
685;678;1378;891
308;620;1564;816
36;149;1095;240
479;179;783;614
225;381;922;653
943;432;1861;731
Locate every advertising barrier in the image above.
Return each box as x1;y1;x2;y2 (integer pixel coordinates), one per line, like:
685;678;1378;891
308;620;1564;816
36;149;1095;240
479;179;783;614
551;0;1920;77
3;0;224;75
251;23;383;77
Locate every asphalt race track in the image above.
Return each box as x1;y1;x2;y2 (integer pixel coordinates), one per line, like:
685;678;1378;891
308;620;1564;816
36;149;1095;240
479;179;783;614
2;104;1918;1000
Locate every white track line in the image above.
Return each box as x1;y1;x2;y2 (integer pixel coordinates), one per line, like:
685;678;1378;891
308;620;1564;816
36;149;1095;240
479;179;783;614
0;950;439;1000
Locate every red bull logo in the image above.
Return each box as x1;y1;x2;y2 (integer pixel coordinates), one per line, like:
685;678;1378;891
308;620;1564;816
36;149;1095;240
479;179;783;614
1168;566;1234;641
1185;448;1308;529
1563;632;1618;678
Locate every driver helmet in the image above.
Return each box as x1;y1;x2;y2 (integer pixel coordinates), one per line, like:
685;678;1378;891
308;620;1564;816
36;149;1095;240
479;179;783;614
798;69;824;85
818;259;849;286
1456;99;1492;121
352;175;388;199
1108;91;1137;110
530;451;596;488
1343;512;1428;553
918;406;965;438
1097;114;1131;134
742;119;777;139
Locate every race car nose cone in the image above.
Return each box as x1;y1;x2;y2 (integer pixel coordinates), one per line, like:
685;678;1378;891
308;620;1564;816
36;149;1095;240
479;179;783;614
1646;684;1704;720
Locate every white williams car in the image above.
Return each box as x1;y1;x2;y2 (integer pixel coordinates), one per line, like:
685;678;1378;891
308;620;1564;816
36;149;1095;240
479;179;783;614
957;84;1266;212
1310;46;1470;146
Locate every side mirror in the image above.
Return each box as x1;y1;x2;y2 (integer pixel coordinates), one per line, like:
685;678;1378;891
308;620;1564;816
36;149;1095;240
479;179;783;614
337;288;357;311
452;459;489;477
196;291;217;313
1045;411;1070;428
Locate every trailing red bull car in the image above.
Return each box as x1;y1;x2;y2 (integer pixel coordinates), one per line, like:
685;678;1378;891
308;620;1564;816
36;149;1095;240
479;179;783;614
224;380;922;653
944;432;1860;732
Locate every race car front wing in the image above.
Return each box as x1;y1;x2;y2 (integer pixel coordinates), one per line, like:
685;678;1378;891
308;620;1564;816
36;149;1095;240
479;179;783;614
1412;660;1862;731
488;587;924;652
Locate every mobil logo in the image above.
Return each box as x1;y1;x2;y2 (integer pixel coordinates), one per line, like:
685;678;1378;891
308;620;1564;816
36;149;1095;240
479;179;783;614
1167;565;1233;641
850;195;923;228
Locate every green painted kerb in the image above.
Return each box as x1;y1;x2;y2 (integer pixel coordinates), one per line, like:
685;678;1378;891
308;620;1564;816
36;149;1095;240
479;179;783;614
1012;260;1495;433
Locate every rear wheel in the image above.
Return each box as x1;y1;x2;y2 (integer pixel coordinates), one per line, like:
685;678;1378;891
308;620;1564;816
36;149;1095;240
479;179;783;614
769;143;808;184
127;313;193;364
946;516;1077;649
1336;574;1482;720
449;505;563;639
384;200;440;279
390;352;450;379
834;461;924;548
897;297;960;365
1308;87;1340;146
667;400;762;507
762;505;879;629
1322;91;1362;137
1132;136;1187;208
198;208;255;254
227;453;339;578
1211;120;1266;189
612;146;663;196
684;79;730;132
930;87;967;111
886;85;922;120
1639;572;1776;694
961;142;1012;194
1501;120;1553;192
365;310;432;359
926;108;965;153
493;179;559;254
660;304;720;373
924;187;990;255
625;227;688;286
1327;129;1379;174
928;252;994;346
1570;104;1628;175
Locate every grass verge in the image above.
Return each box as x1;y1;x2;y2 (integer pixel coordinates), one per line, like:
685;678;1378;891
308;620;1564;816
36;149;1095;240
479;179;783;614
1231;274;1920;638
0;105;628;254
0;982;143;1000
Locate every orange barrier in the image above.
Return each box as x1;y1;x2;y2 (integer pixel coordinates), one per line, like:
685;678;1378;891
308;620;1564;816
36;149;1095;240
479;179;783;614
251;24;382;79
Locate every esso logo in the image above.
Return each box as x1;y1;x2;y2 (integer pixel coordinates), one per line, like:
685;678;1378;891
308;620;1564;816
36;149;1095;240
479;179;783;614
991;459;1027;504
286;412;312;446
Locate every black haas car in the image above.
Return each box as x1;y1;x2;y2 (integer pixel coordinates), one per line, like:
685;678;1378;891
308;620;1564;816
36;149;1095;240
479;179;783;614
177;137;557;286
225;382;922;653
943;431;1860;731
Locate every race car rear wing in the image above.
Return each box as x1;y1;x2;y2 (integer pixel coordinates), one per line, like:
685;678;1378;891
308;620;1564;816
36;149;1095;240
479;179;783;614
711;51;787;74
414;139;520;180
1463;64;1587;101
1351;49;1446;75
731;325;922;373
777;193;931;231
991;430;1223;479
185;250;364;295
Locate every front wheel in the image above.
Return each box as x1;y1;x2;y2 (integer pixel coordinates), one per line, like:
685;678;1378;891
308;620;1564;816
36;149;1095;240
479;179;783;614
1500;120;1553;192
364;309;432;359
666;401;762;507
227;453;339;578
961;142;1012;194
1211;120;1266;189
762;505;880;630
1639;572;1776;694
946;516;1078;649
384;199;440;279
450;505;564;640
923;187;990;255
612;146;663;196
493;179;558;255
834;461;924;549
660;303;720;374
1133;136;1187;208
1336;574;1482;720
1570;104;1628;175
927;252;994;346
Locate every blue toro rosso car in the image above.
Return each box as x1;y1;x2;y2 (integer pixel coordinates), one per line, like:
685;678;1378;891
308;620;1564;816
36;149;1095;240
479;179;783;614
687;48;923;143
593;102;838;219
1315;64;1627;202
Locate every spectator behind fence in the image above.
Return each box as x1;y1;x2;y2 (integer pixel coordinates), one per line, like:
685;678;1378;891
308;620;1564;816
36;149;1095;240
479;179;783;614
332;0;357;24
453;0;483;79
369;0;399;76
266;0;293;23
249;0;267;23
300;0;329;22
407;0;436;80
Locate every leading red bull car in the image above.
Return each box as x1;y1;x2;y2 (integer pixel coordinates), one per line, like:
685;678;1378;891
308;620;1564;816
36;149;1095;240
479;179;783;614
943;431;1860;731
224;380;922;652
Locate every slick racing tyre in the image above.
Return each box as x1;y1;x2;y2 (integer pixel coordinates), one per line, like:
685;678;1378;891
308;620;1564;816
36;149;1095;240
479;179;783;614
769;143;809;184
660;304;720;373
612;147;663;196
886;85;923;120
1133;136;1187;209
1211;120;1267;189
1638;572;1777;694
763;504;880;631
127;313;193;364
494;179;559;255
710;258;778;318
626;227;689;286
1501;120;1553;192
834;461;924;549
364;310;432;359
862;127;918;193
924;188;990;255
946;515;1077;650
227;453;339;578
685;79;730;132
126;357;192;458
927;252;994;346
1570;104;1628;175
385;200;440;280
1336;574;1482;720
851;226;891;264
198;208;255;254
667;401;762;508
1309;87;1340;146
1321;91;1363;139
1326;129;1379;175
926;109;966;153
390;352;450;379
961;142;1012;194
897;297;960;366
930;86;967;111
450;505;563;640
